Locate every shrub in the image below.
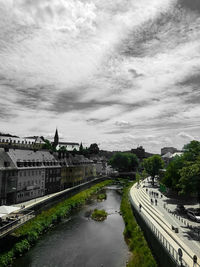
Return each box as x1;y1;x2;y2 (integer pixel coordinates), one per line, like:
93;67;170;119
91;209;108;221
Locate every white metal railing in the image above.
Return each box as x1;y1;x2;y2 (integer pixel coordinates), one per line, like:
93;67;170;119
130;192;200;267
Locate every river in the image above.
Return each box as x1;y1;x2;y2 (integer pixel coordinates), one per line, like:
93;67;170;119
13;187;129;267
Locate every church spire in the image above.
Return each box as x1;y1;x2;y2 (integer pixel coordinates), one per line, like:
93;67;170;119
53;128;59;148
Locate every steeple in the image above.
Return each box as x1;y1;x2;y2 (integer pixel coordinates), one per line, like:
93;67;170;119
53;128;59;148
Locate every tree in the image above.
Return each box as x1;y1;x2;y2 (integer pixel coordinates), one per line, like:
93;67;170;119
143;155;164;186
136;172;141;185
79;142;83;153
109;152;139;172
162;155;185;191
178;160;200;205
183;140;200;161
88;143;99;154
42;139;55;151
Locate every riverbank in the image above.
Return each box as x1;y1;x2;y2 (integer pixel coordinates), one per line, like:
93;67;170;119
120;183;157;267
0;180;112;267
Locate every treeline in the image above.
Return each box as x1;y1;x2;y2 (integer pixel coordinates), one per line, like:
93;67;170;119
162;140;200;199
0;180;112;267
120;183;157;267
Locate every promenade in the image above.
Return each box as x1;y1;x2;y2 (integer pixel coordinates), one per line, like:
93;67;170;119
0;177;105;239
129;178;200;267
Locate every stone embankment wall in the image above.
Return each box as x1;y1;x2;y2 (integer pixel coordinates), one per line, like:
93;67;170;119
131;204;176;267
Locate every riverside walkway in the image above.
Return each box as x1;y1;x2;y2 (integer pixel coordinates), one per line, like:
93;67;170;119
129;179;200;267
0;177;105;239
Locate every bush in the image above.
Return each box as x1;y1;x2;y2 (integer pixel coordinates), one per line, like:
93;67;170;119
97;193;106;201
91;209;108;221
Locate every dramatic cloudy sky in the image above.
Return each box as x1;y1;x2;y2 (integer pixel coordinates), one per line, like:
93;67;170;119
0;0;200;152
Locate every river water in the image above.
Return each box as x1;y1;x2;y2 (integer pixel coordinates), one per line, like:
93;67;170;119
13;187;129;267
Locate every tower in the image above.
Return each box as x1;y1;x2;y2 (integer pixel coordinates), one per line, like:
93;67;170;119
53;128;59;148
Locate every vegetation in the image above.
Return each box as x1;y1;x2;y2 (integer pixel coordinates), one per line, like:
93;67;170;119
88;143;99;154
143;155;164;186
42;139;55;151
0;180;112;267
97;193;107;201
162;140;200;202
121;183;157;267
109;152;139;172
91;209;108;221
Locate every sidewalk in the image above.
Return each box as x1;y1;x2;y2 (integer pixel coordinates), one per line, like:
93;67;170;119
129;178;200;267
14;177;103;210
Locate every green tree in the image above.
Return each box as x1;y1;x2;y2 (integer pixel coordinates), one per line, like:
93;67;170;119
136;172;141;185
183;140;200;161
162;155;185;191
42;139;55;151
109;152;139;172
88;143;99;154
79;142;83;153
143;155;164;186
178;160;200;204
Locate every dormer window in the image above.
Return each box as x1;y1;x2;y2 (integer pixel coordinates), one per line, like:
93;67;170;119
4;161;10;167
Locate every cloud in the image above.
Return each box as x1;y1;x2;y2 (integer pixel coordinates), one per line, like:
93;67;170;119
1;0;200;153
177;132;195;140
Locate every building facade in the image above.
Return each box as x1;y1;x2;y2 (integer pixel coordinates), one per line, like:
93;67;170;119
0;148;61;204
0;136;45;150
58;154;96;189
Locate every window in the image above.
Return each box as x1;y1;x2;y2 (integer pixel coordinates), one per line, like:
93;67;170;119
4;161;10;167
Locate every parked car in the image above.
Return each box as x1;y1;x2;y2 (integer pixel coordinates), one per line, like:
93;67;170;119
187;210;200;222
175;204;186;215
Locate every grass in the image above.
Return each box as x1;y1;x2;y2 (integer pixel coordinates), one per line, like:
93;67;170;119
120;183;157;267
0;180;112;267
91;209;108;221
97;193;107;201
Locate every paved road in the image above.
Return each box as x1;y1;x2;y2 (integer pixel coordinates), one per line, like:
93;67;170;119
143;179;200;258
130;178;200;266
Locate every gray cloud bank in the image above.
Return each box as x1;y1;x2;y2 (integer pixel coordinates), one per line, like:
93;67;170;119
0;0;200;152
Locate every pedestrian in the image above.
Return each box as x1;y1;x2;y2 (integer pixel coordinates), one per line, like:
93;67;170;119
151;198;153;205
146;188;148;193
155;199;157;205
139;203;142;212
160;194;163;198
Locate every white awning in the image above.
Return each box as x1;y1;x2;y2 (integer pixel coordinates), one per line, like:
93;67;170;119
0;205;20;214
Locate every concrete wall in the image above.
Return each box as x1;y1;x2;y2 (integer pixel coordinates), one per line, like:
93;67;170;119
130;204;176;267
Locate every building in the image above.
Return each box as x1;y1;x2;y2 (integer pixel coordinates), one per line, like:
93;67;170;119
131;146;154;160
0;148;61;204
162;151;183;166
0;135;45;150
161;147;178;156
56;153;96;189
56;142;79;151
52;129;79;151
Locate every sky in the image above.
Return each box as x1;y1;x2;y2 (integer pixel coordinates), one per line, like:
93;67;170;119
0;0;200;153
